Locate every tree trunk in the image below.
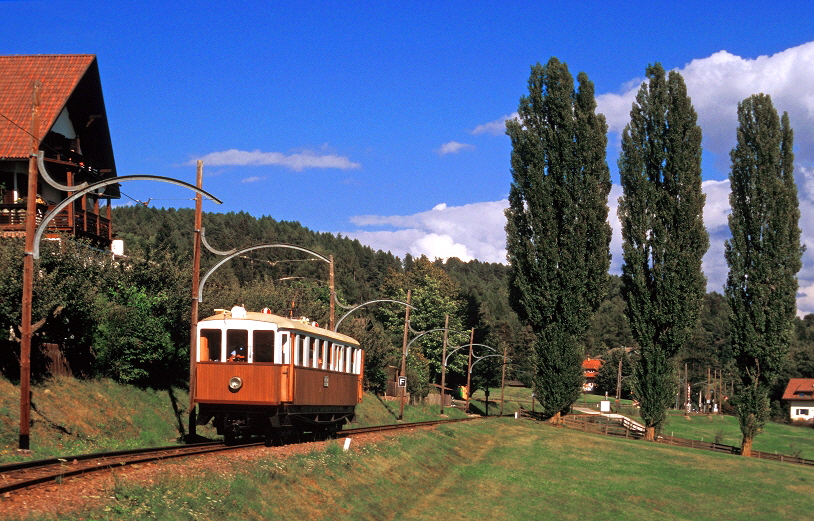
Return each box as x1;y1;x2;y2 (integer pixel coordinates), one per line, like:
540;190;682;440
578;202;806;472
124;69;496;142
644;426;655;441
549;411;562;426
741;436;753;457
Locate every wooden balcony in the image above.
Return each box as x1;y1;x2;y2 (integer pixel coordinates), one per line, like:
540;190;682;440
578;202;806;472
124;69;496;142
0;203;111;246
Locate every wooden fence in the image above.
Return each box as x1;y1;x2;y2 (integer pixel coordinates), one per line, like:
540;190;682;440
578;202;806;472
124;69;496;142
522;411;814;467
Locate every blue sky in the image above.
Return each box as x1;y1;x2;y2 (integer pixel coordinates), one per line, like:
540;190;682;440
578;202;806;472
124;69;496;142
4;1;814;314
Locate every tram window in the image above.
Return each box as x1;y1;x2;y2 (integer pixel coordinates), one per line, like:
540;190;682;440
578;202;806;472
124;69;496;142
321;340;329;370
253;330;274;363
353;349;361;374
311;338;320;368
226;330;248;362
294;335;306;366
301;336;310;367
345;346;352;373
337;345;345;373
200;329;222;361
280;333;290;364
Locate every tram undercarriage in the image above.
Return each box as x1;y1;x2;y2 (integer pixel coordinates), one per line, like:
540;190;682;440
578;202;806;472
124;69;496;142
197;403;355;445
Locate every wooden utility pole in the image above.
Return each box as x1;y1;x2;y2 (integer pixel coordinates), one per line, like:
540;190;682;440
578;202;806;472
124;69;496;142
19;81;41;451
188;160;203;440
397;290;411;420
439;314;449;415
329;255;335;330
465;328;474;414
500;342;507;416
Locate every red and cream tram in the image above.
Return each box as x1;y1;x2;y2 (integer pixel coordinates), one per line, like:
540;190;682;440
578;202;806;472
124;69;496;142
193;306;364;444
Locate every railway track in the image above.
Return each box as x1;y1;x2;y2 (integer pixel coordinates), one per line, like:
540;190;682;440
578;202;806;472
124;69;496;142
0;417;476;494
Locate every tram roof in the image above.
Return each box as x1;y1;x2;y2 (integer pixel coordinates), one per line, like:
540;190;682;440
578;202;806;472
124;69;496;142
200;311;360;346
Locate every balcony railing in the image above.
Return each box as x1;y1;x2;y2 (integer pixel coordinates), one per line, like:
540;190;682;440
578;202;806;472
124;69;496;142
0;203;111;244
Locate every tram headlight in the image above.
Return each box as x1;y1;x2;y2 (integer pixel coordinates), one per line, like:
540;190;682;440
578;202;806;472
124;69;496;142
228;376;243;392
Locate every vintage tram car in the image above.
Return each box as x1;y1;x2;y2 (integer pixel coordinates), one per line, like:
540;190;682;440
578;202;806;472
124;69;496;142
193;306;364;444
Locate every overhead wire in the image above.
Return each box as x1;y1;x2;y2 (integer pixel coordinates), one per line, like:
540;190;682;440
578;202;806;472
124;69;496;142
0;108;195;207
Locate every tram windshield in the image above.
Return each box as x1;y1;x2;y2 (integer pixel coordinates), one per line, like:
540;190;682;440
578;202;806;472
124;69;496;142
226;329;248;362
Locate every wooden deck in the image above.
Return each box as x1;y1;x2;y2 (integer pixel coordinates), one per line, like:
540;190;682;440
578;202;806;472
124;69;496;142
0;203;111;244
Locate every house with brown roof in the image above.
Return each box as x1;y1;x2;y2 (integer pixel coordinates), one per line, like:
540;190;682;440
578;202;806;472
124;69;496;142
0;54;119;248
782;378;814;423
582;358;602;392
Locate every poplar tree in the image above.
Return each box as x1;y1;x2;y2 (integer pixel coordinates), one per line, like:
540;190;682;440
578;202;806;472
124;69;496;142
618;64;708;440
505;58;611;423
725;94;802;456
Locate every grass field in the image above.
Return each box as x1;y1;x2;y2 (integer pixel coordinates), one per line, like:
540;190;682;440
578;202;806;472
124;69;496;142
22;417;814;521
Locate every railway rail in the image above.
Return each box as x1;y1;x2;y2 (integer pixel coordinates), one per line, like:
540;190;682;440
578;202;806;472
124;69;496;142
0;417;476;495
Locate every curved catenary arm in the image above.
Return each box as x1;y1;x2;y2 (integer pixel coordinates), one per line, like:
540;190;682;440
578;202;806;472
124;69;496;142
36;152;89;191
33;175;222;259
200;227;237;256
470;353;510;372
333;299;415;331
198;243;330;303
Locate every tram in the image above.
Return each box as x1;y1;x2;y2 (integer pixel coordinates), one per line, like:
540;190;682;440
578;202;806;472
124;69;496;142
193;306;364;444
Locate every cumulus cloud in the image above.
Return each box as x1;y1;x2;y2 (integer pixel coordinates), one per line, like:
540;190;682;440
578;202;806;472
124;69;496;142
469;41;814;315
471;113;518;136
187;148;361;171
437;141;475;155
345;200;509;263
596;41;814;168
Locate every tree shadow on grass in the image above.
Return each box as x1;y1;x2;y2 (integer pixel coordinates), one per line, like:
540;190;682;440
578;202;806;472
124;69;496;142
166;386;187;438
375;394;401;421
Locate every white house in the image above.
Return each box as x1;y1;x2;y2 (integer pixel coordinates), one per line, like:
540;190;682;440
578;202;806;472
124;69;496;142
782;378;814;422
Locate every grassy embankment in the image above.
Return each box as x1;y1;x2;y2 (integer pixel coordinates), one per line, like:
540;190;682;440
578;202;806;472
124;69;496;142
14;417;814;521
3;376;813;462
0;377;468;463
3;378;814;520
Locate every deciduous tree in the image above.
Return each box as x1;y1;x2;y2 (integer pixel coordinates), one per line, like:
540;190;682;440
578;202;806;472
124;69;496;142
725;94;803;456
505;58;611;422
618;64;708;440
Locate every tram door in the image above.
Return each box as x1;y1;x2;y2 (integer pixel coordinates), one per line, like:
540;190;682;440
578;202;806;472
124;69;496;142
279;332;292;401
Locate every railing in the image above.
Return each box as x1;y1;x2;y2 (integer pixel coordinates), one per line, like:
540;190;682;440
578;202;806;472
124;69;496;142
0;203;111;242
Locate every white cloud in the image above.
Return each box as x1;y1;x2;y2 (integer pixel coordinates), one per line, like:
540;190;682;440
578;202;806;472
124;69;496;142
468;41;814;315
471;113;518;136
437;141;475;155
241;176;264;183
596;41;814;168
345;200;509;263
187;148;361;171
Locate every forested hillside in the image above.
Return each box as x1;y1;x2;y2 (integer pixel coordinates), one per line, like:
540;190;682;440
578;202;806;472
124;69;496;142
1;206;812;418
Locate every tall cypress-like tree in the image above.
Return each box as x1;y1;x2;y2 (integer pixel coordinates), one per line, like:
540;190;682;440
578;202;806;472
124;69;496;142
505;58;611;423
725;94;802;456
618;64;708;440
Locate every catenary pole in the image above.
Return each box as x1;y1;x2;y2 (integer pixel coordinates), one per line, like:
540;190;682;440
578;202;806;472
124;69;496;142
398;290;411;420
439;314;449;415
465;328;474;414
188;160;203;439
19;81;40;450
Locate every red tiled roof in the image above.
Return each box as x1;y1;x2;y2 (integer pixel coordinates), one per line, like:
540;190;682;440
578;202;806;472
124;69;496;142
782;378;814;401
582;358;602;371
0;55;95;159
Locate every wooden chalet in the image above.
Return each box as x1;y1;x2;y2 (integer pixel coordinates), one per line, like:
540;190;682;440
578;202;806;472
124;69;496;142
0;54;119;248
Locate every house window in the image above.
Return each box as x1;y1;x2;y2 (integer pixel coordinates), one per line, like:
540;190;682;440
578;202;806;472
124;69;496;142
797;408;810;416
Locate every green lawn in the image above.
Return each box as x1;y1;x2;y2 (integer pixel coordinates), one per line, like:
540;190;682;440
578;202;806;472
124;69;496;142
29;418;814;521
